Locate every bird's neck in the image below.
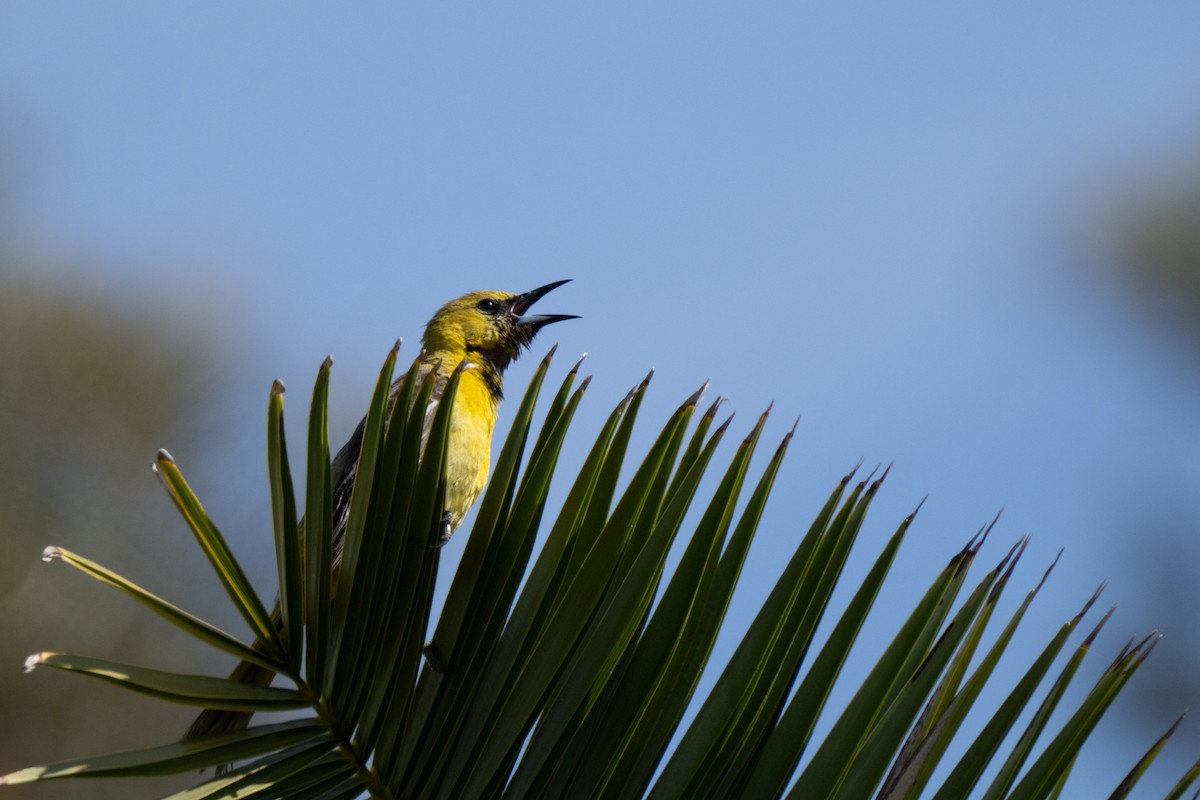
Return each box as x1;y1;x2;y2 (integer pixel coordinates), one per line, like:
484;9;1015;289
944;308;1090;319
426;348;505;404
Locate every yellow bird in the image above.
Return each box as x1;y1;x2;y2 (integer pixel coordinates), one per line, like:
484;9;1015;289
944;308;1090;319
186;280;575;741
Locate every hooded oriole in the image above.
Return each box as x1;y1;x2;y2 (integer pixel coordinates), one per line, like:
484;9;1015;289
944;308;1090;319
186;280;575;741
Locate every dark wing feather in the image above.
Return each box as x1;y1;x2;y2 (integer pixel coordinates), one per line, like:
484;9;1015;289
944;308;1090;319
328;363;446;580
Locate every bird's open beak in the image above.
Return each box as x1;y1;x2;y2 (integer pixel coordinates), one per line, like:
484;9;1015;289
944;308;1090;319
512;279;578;330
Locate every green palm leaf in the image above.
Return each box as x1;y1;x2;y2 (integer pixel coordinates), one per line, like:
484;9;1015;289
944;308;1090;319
3;346;1195;799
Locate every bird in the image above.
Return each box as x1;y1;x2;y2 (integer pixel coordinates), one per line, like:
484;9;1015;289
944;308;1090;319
185;280;576;742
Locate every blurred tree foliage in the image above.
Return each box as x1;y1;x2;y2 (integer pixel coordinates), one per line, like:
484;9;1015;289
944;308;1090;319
0;267;229;799
1093;149;1200;755
1105;160;1200;343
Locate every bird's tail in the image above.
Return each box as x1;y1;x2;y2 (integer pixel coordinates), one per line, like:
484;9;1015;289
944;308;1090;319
184;656;277;741
185;605;283;744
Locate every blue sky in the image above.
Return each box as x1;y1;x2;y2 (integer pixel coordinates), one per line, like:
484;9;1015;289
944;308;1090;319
3;3;1200;796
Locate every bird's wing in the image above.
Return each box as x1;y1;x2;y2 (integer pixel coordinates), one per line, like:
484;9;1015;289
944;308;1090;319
328;362;447;578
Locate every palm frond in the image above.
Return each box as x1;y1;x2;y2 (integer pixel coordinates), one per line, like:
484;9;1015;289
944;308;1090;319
3;346;1195;800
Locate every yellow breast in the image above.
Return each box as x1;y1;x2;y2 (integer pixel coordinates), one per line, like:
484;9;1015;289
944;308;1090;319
442;366;498;530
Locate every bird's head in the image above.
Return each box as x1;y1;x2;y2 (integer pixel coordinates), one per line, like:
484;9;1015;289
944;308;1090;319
422;280;577;372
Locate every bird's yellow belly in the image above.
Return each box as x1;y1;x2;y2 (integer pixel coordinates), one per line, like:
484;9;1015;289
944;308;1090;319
442;375;496;530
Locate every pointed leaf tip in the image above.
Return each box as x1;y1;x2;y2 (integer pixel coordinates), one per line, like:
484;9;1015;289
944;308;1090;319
41;546;62;562
876;462;893;484
745;405;772;443
566;351;588;374
271;379;286;395
1034;548;1064;592
682;382;708;408
1072;580;1107;625
1112;635;1137;664
866;471;889;498
1083;606;1117;647
981;507;1004;540
1137;632;1163;663
322;354;333;370
1162;713;1187;739
963;520;989;554
1014;533;1031;560
779;426;796;449
906;494;928;523
1110;631;1160;669
995;537;1029;583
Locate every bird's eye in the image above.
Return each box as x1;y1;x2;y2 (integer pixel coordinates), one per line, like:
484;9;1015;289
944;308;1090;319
476;298;500;314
